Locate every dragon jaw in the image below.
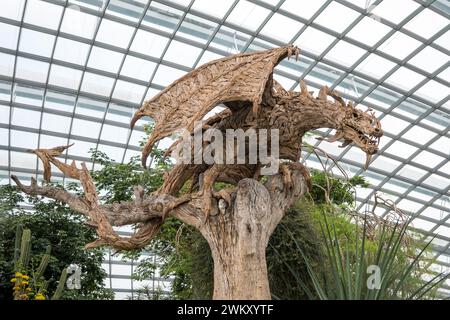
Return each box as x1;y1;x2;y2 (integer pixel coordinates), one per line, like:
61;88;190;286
313;86;383;169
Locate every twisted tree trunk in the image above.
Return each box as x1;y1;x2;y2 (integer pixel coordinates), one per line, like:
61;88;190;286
198;167;309;299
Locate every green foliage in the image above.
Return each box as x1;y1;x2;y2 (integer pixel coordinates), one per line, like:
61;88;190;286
89;124;171;204
128;285;171;300
289;208;448;299
157;223;212;300
0;185;114;300
90;153;162;204
308;169;368;207
9;227;66;300
267;207;324;300
0;185;23;212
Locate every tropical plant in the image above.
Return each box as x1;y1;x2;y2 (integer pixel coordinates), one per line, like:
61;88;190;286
9;226;67;300
127;285;171;300
286;207;449;300
0;184;114;300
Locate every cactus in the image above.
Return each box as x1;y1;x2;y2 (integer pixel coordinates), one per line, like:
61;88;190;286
35;246;51;280
17;228;31;271
11;228;67;300
52;268;68;300
13;224;23;267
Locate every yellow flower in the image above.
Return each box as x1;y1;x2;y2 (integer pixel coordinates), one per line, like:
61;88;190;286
15;272;23;278
20;294;28;300
13;286;20;291
35;293;46;300
21;281;29;286
10;278;17;283
22;275;29;280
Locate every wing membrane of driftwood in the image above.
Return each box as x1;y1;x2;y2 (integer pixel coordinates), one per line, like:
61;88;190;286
131;45;300;167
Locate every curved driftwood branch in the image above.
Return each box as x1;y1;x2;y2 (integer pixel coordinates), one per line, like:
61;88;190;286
11;147;205;250
12;175;90;215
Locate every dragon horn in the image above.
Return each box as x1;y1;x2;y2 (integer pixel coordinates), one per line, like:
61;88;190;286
300;80;310;97
130;109;144;129
318;86;328;101
141;135;158;169
329;90;346;106
364;153;373;170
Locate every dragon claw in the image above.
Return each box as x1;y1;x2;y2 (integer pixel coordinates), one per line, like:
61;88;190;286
280;163;294;193
212;188;235;209
279;162;312;193
162;195;192;219
200;188;213;221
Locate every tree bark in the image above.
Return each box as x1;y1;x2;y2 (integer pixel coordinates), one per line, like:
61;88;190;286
197;165;309;299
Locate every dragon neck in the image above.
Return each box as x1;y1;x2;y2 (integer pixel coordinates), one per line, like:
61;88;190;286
274;94;345;134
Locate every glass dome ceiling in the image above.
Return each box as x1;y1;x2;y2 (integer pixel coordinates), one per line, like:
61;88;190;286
0;0;448;297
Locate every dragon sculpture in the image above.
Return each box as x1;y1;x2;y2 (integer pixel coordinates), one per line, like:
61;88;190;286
12;45;382;251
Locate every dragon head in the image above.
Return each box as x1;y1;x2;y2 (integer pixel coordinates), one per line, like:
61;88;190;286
341;105;382;168
316;87;383;169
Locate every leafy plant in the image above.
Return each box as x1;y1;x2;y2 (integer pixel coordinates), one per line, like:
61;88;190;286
89;124;170;205
308;170;368;207
285;208;449;300
10;227;67;300
0;184;113;300
128;285;171;300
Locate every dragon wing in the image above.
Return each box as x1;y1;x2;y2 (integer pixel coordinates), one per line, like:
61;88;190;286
131;45;300;167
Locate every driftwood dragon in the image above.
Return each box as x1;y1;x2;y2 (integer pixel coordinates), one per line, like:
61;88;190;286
12;45;382;252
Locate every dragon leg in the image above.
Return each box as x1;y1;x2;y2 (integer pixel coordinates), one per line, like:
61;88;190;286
212;187;235;209
279;162;312;193
198;164;225;218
